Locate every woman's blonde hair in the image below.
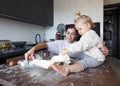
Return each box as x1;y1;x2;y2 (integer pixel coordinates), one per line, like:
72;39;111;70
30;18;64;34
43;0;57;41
74;12;95;29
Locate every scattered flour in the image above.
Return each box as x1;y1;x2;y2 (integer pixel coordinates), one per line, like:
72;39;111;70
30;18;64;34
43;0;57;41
0;63;111;86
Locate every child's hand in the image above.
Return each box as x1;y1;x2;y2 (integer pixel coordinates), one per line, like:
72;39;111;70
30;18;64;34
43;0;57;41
60;49;68;55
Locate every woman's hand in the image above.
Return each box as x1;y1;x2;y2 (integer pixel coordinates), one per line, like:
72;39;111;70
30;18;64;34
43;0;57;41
24;48;35;61
100;42;109;57
60;49;68;55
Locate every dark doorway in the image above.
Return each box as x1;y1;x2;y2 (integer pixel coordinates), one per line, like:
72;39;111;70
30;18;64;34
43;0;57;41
104;3;120;59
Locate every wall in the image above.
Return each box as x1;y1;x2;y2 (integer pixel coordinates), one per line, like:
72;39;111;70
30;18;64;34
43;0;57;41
45;0;103;41
0;18;45;44
104;0;120;5
0;0;104;43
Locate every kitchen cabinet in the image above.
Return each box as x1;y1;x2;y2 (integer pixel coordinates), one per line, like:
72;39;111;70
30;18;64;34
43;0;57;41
0;0;53;26
0;0;17;17
17;0;34;22
32;0;53;26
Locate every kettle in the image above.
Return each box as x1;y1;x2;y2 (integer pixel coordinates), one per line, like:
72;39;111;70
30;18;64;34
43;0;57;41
35;34;41;44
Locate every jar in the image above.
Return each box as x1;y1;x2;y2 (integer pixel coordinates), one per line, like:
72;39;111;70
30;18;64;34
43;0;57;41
1;41;7;48
55;32;61;40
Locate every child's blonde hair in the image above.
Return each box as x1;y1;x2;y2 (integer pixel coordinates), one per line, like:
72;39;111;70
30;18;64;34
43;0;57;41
74;12;95;29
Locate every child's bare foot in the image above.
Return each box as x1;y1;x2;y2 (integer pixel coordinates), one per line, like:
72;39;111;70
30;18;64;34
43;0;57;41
51;64;69;77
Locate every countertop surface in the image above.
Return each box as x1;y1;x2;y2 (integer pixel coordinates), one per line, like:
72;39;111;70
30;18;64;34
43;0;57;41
0;58;120;86
0;45;35;60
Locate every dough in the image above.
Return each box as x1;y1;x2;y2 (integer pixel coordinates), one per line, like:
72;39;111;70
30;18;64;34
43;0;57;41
31;60;54;69
31;54;71;69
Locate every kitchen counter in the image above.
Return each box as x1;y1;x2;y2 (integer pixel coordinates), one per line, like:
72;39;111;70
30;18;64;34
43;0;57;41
0;44;47;64
0;45;34;60
0;57;120;86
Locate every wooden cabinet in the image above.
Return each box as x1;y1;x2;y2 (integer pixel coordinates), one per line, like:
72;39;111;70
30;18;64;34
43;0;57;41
0;0;53;26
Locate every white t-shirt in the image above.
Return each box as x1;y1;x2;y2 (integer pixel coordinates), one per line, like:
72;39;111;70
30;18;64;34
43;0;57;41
47;40;70;54
68;30;105;61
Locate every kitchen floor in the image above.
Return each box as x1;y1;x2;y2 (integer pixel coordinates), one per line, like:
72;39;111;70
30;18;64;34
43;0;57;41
107;56;120;80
